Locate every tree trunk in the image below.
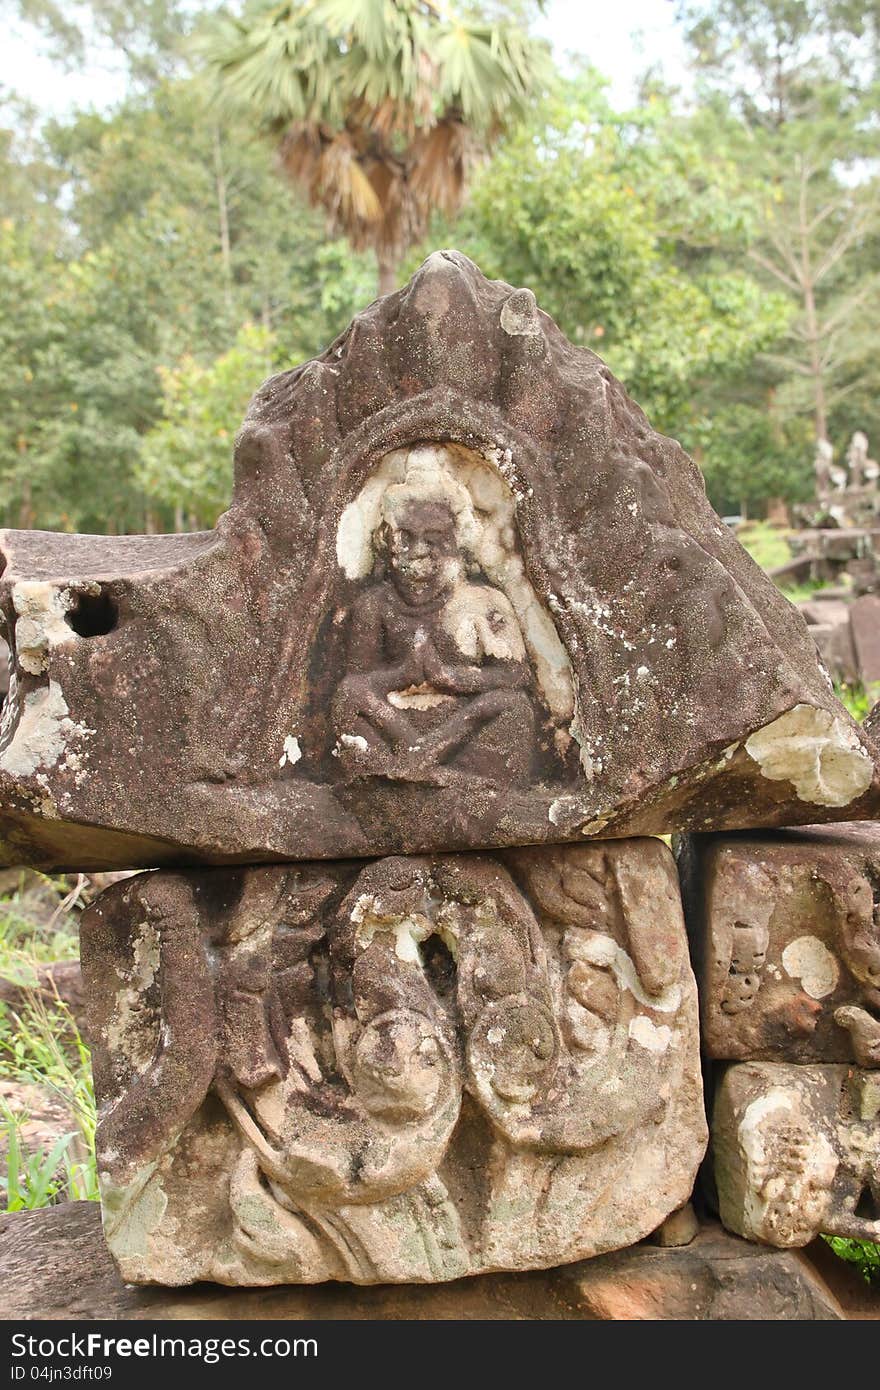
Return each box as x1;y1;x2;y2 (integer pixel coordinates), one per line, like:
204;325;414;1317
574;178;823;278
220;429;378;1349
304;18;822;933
213;125;234;317
803;279;828;443
376;252;400;298
18;474;32;530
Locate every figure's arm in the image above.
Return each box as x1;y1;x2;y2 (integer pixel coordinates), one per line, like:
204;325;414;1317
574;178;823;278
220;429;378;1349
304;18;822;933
420;590;528;694
346;588;423;694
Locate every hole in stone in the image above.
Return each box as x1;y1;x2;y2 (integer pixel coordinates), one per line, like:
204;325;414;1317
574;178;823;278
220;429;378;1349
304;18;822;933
854;1184;878;1221
66;589;118;638
423;934;456;995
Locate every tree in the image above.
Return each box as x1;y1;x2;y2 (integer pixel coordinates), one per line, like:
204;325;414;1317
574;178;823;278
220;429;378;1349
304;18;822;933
204;0;553;295
138;322;277;528
2;0;192;85
0;70;377;532
679;0;880;449
450;72;790;441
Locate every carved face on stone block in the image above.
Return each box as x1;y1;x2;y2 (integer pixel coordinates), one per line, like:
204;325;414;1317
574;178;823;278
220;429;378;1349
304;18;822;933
383;498;461;606
1;251;878;870
713;1062;880;1248
678;823;880;1067
80;838;706;1287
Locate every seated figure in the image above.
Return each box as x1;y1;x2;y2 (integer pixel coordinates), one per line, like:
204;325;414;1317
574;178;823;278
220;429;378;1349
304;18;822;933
332;462;535;785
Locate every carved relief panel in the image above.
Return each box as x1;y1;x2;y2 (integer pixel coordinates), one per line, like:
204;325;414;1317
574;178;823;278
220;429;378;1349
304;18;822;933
82;839;706;1286
713;1061;880;1247
2;253;878;873
678;825;880;1066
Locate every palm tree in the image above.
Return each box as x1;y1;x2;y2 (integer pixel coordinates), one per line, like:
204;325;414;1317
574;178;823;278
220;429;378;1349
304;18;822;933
204;0;552;295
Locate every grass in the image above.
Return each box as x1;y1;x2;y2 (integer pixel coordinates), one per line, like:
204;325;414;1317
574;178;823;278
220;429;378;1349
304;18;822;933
0;876;98;1212
836;681;875;722
738;520;794;573
824;1236;880;1286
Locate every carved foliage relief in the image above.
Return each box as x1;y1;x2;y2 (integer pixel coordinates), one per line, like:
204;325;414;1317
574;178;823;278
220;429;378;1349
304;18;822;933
82;840;705;1286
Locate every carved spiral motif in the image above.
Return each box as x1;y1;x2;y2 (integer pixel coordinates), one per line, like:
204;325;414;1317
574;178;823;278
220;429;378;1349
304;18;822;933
468;995;559;1103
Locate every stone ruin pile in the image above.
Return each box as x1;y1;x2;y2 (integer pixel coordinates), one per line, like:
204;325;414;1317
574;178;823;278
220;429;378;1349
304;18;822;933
0;252;877;1290
776;432;880;691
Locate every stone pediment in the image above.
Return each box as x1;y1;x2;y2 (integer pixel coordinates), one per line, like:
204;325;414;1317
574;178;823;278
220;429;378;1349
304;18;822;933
1;250;877;870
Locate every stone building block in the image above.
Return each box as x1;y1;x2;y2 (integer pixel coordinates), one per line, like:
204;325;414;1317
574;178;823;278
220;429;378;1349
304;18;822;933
712;1061;880;1248
80;839;706;1286
1;253;877;871
678;824;880;1066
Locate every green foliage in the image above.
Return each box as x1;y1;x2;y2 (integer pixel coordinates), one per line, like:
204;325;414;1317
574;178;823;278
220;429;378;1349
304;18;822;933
0;72;375;532
139;322;278;527
0;882;98;1212
452;72;791;437
834;681;874;722
736;520;793;570
204;0;553;280
2;0;880;530
206;0;550;134
696;405;813;516
823;1234;880;1284
1;1112;95;1211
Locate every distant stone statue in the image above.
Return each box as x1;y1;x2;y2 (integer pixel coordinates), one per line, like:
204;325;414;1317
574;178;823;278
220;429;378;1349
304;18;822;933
848;430;879;491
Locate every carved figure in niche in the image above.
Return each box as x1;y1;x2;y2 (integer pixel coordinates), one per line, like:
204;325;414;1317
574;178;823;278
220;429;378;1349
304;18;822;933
81;845;705;1286
332;446;537;786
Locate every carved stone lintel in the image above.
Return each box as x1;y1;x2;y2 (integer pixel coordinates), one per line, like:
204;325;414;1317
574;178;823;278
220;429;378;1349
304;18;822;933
1;253;877;873
81;840;706;1286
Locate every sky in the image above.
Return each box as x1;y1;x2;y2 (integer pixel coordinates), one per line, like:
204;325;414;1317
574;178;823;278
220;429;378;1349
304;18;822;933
0;0;690;120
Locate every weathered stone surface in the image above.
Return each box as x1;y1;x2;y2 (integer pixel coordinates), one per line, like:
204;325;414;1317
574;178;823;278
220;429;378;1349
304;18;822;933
1;252;877;871
712;1061;880;1247
80;838;706;1286
678;824;880;1065
0;1203;848;1320
650;1201;700;1247
851;594;880;686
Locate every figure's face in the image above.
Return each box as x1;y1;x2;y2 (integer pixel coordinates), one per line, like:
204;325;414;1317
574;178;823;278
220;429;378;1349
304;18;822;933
386;500;461;605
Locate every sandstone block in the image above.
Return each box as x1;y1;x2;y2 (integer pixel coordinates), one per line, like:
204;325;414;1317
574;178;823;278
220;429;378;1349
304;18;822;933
1;252;876;871
712;1060;880;1247
80;839;706;1286
678;824;880;1066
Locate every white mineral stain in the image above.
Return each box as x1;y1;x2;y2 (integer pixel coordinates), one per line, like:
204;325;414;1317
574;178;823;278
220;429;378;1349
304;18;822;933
628;1016;673;1053
339;731;369;751
744;704;872;807
11;581;75;674
781;935;839;998
500;293;541;337
739;1089;795;1168
0;680;93;777
278;734;302;768
570;933;681;1012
